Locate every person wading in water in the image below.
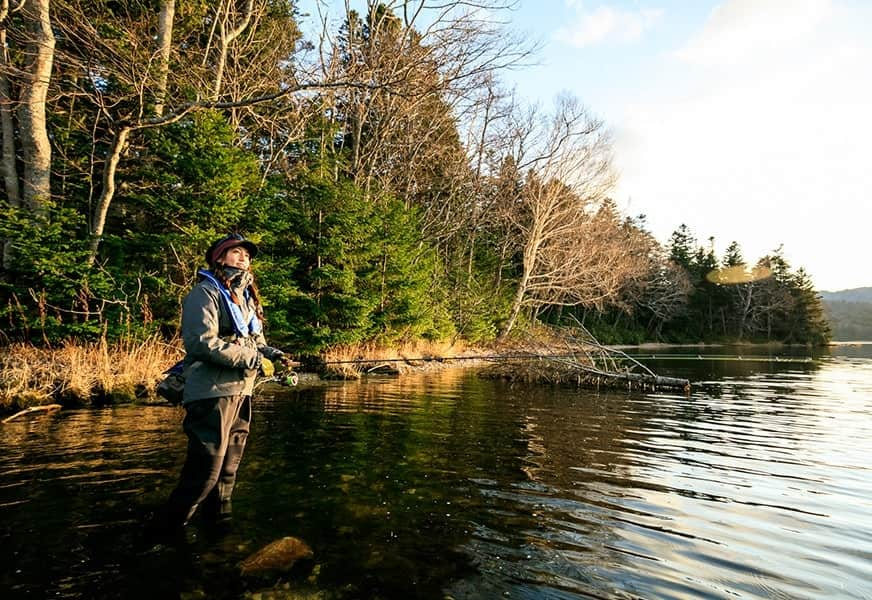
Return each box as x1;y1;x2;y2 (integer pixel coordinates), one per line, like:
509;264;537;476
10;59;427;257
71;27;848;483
151;233;288;536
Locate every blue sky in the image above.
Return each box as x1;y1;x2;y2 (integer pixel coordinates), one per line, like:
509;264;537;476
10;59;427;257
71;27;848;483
297;1;872;291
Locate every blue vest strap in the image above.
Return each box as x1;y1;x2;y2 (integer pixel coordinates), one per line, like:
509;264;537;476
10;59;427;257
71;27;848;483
197;269;262;338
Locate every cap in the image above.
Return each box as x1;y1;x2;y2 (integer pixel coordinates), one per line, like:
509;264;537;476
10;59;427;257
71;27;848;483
205;233;258;266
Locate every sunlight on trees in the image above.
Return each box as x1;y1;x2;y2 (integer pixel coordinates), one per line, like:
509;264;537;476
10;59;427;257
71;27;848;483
0;1;830;347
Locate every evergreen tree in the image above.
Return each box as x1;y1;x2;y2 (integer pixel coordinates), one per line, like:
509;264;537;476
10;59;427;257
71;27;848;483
722;240;744;267
754;247;795;340
667;224;696;269
252;169;451;352
100;111;264;333
785;268;831;344
699;239;728;337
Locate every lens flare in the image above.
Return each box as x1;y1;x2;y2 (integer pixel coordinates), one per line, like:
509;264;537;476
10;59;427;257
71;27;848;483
706;264;773;285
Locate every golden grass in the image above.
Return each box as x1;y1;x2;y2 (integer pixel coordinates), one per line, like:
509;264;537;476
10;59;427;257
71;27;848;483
320;339;470;378
0;337;183;410
1;336;480;410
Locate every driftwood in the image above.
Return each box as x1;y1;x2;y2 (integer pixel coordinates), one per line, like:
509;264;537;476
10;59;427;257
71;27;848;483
485;319;691;391
2;404;62;424
549;359;690;390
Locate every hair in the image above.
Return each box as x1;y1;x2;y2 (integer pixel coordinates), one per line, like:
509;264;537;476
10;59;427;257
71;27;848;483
212;263;265;321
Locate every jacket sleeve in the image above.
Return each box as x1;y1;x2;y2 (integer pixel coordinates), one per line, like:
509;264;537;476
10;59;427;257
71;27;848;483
257;340;285;360
182;285;260;369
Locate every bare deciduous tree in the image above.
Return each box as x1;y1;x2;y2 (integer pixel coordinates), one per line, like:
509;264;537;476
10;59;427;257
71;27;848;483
495;96;652;338
320;0;535;195
153;0;175;117
2;0;54;212
44;0;307;262
634;257;693;339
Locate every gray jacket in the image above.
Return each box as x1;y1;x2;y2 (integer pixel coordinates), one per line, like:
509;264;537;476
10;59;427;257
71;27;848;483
180;277;279;403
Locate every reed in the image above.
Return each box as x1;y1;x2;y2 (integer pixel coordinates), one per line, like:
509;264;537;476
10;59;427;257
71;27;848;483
1;336;475;411
0;337;182;410
320;339;468;378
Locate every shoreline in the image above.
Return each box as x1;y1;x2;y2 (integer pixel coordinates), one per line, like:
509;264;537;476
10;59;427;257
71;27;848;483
1;338;848;418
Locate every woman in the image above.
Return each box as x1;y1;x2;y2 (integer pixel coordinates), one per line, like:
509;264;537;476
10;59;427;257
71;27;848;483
160;233;286;532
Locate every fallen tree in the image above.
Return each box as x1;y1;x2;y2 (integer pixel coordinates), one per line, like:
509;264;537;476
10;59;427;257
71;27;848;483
483;321;691;391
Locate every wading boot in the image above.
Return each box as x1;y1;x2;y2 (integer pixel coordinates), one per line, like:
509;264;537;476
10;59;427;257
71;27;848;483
140;506;189;548
202;488;233;535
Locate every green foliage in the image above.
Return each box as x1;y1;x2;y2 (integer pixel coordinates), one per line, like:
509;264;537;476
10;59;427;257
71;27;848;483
784;268;831;345
123;111;262;231
668;224;696;269
447;278;506;344
366;200;455;343
652;226;831;345
578;312;647;346
251;170;453;352
0;1;832;353
0;203;122;339
95;111;264;333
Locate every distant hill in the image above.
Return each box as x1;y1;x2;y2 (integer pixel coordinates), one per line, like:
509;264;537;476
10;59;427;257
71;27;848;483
819;287;872;303
821;287;872;340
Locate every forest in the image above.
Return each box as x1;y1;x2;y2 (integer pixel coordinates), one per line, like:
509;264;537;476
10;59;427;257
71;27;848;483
0;0;831;354
822;290;872;341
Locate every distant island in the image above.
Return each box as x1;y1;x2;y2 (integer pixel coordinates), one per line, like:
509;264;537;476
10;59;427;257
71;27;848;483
820;287;872;341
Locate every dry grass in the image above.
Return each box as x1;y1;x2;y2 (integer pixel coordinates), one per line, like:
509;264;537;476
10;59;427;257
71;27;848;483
1;336;484;412
320;339;470;378
0;337;183;410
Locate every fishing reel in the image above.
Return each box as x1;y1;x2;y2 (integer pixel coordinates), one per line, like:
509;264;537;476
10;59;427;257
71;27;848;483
257;357;300;387
282;371;299;387
256;371;299;388
278;358;300;386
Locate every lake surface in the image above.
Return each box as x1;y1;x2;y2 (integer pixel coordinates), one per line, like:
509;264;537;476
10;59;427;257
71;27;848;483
2;345;871;599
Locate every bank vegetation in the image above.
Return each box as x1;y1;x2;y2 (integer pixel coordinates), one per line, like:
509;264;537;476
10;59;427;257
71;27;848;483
1;2;830;411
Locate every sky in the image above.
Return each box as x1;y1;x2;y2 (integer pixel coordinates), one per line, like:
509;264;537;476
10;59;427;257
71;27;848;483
296;1;871;292
498;0;872;291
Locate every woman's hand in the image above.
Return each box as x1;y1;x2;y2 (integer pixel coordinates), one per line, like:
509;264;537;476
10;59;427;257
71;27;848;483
265;348;298;370
258;356;275;377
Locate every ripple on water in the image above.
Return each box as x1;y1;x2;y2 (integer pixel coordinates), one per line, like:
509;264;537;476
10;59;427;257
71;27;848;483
2;360;872;599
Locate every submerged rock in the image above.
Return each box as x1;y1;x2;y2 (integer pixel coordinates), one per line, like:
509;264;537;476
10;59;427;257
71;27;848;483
239;536;314;575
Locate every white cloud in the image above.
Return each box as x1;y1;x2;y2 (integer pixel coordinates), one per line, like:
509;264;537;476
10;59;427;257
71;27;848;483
556;5;664;48
614;0;872;290
675;0;832;66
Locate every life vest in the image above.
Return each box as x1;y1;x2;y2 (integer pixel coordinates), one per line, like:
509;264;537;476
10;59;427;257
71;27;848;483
197;268;263;338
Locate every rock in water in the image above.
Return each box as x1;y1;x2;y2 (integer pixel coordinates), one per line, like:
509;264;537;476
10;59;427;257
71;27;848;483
238;536;314;575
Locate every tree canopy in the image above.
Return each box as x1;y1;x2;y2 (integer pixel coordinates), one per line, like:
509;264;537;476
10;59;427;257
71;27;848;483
0;1;830;349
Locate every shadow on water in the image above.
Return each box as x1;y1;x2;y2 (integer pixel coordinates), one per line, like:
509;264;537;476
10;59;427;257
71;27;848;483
2;354;872;598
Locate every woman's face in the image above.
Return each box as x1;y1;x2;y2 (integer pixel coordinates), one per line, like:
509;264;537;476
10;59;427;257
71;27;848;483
219;246;251;270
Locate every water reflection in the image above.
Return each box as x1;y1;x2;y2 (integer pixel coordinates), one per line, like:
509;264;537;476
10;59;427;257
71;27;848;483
1;357;871;598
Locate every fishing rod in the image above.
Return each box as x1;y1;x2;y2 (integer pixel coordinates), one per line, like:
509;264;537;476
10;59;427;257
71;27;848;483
257;351;811;394
616;354;815;363
311;353;816;366
317;353;563;365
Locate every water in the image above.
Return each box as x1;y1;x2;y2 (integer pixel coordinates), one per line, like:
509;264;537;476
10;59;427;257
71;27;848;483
2;346;871;599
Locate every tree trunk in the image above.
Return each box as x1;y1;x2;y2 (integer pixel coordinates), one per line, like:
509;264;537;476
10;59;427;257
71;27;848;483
736;283;754;341
211;0;254;100
0;28;20;208
88;126;130;263
499;263;531;340
1;3;21;272
154;0;175;117
17;0;55;212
